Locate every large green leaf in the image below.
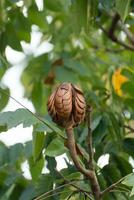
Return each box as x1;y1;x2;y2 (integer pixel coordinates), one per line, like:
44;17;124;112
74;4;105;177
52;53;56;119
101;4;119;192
44;0;70;12
70;0;88;34
116;0;131;21
9;143;24;164
29;156;44;181
0;184;15;200
19;185;36;200
32;131;45;161
123;173;134;186
122;81;134;97
45;138;67;157
0;88;10;111
0;142;9;165
0;108;52;133
35;174;53;195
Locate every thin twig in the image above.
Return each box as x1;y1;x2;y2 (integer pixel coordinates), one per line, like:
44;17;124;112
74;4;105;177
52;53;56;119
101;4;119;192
66;191;77;200
38;189;75;200
100;26;134;51
108;13;120;41
55;168;92;197
86;106;101;200
65;126;93;178
124;125;134;133
87;106;94;170
101;177;125;197
118;20;134;45
99;13;134;51
91;44;124;53
34;181;77;200
0;88;65;139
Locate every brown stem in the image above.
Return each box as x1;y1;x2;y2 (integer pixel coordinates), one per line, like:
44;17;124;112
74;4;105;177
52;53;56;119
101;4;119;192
87;106;94;170
99;13;134;51
124;125;134;133
66;127;92;178
66;110;101;199
108;13;120;41
86;106;101;200
100;26;134;51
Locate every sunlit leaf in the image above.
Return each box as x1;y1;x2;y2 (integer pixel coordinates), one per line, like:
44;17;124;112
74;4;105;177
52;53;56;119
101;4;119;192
123;173;134;186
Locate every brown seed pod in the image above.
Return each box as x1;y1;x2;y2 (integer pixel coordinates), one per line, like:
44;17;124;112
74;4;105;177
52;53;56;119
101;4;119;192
72;85;86;126
47;82;86;127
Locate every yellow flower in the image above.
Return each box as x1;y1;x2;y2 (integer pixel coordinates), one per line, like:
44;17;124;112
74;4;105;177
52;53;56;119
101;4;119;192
112;68;128;96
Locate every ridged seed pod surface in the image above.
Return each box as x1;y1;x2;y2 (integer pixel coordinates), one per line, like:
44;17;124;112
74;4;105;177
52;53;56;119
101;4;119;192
47;82;86;127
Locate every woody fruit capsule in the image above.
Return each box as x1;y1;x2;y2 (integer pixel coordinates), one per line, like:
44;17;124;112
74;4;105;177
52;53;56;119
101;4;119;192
47;82;86;128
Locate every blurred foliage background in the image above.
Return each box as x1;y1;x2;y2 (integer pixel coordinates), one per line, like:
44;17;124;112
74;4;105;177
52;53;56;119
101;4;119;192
0;0;134;199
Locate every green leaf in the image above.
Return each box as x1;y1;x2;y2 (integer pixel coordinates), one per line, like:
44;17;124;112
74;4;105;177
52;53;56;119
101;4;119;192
65;172;81;181
70;0;88;34
24;141;32;158
0;142;8;165
19;185;36;200
89;0;98;23
45;138;67;157
102;164;122;183
29;156;44;181
4;172;21;186
123;173;134;186
130;186;134;197
32;131;45;161
36;174;53;195
123;139;134;157
116;0;131;21
122;81;134;97
35;123;52;133
0;184;15;200
28;5;47;29
6;23;22;51
56;67;79;84
42;118;63;135
93;115;108;147
0;58;7;79
0;109;37;129
0;108;52;133
44;0;69;12
0;88;10;111
100;0;115;10
124;98;134;110
122;67;134;81
9;143;24;164
31;81;43;113
91;115;102;131
64;59;90;77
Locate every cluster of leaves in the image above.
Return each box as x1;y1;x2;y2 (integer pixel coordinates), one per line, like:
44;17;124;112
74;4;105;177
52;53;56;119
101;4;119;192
0;0;134;199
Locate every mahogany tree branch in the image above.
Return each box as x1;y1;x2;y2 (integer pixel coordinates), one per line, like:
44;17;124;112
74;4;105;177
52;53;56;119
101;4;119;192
99;13;134;51
118;20;134;45
87;106;94;170
65;127;93;178
100;26;134;51
86;106;101;200
65;106;101;200
108;13;120;41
